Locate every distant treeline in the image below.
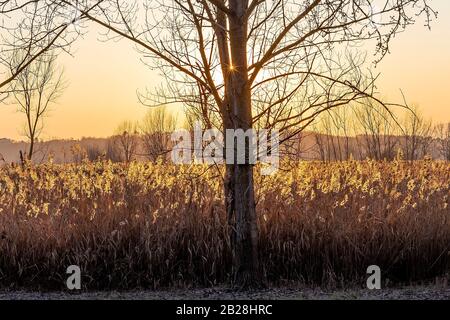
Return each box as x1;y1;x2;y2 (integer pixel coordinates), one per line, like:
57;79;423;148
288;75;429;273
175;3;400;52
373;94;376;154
1;105;449;164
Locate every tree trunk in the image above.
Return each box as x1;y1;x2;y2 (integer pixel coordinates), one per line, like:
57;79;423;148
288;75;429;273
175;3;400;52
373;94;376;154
224;0;260;288
28;138;34;161
224;163;260;288
19;150;25;168
234;164;259;286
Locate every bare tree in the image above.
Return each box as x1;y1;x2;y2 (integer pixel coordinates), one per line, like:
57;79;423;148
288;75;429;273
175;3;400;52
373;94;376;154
114;121;138;163
5;0;436;286
0;0;103;99
9;53;65;161
312;106;355;162
313;124;327;162
105;138;122;163
403;105;434;161
313;115;336;162
435;123;450;161
70;143;86;164
140;107;176;162
355;99;400;160
86;144;104;162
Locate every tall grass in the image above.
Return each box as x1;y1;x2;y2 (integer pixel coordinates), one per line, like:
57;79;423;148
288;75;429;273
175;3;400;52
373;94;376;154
0;160;448;290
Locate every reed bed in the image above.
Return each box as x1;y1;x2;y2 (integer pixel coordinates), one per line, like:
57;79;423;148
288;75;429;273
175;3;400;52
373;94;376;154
0;160;448;290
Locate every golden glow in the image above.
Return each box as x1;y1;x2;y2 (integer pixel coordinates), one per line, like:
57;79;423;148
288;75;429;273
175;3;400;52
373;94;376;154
1;3;450;141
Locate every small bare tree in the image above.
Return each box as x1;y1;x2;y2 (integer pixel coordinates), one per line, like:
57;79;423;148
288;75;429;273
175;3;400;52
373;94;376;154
140;107;176;162
435;123;450;161
71;143;87;164
312;107;353;162
355;99;400;161
0;0;101;99
10;53;65;161
403;106;434;161
86;144;104;162
105;138;122;163
114;121;138;163
313;125;327;162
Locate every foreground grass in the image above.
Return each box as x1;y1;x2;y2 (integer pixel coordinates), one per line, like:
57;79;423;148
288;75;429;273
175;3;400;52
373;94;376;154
0;160;448;289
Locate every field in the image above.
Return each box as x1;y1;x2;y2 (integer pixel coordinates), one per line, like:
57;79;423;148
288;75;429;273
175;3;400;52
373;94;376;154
0;160;448;290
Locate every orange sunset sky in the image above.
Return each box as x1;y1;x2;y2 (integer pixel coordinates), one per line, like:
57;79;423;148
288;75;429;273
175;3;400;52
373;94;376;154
1;1;449;141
